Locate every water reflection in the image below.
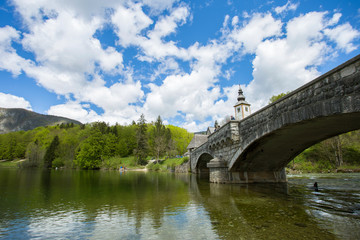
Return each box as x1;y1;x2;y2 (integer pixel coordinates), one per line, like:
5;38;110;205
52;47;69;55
0;169;359;239
189;176;336;239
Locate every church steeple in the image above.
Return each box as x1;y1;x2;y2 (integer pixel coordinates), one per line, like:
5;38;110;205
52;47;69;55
237;85;246;102
234;85;251;120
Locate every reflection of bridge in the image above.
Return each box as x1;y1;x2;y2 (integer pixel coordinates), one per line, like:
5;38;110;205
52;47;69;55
190;55;360;183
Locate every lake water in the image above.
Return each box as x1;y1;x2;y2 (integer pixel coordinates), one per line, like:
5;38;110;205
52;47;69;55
0;168;359;239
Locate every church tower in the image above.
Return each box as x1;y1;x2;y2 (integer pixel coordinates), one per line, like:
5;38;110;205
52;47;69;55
234;85;251;120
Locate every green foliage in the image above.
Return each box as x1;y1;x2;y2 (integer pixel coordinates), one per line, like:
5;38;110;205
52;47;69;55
21;141;45;168
148;116;173;160
52;158;65;168
269;92;290;103
101;156;137;170
167;125;193;155
343;146;360;165
43;135;60;168
134;114;149;165
289;130;360;172
147;157;189;172
0;114;193;170
75;128;105;169
148;162;161;171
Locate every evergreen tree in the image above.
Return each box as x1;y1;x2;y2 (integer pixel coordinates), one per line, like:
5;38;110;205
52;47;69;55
134;114;148;165
44;135;60;168
152;116;167;161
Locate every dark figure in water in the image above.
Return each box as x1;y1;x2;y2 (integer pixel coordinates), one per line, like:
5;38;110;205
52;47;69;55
313;182;319;191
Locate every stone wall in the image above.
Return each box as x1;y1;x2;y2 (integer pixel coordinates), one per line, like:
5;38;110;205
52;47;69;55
175;160;190;173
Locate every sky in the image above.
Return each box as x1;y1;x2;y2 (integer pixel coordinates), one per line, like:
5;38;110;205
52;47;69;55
0;0;359;132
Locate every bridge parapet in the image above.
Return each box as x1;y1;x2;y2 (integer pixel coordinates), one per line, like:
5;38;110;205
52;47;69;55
208;121;240;150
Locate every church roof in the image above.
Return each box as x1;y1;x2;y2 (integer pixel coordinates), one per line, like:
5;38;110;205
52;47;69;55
187;134;208;150
207;127;215;135
234;85;250;106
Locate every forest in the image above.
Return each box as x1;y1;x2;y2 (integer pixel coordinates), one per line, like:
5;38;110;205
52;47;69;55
1;104;360;172
0;114;193;170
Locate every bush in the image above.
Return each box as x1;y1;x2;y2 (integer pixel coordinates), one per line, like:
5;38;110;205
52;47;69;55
343;146;360;165
52;158;64;168
147;162;161;171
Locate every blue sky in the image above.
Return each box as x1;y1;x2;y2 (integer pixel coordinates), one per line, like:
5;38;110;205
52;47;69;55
0;0;359;131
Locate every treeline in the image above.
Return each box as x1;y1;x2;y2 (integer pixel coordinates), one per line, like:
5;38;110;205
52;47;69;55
0;115;193;169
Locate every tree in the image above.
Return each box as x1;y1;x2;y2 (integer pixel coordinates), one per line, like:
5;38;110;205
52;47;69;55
24;140;45;168
44;135;60;168
75;128;105;169
151;116;168;161
269;92;289;103
167;125;193;155
134;114;148;165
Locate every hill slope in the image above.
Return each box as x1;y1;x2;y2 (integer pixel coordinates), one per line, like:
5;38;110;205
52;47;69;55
0;108;82;134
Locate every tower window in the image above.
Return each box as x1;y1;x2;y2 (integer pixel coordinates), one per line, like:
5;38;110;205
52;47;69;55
237;107;240;113
245;107;248;112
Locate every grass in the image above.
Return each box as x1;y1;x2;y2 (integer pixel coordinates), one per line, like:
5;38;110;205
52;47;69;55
147;157;189;172
0;159;22;168
287;154;360;173
101;156;147;170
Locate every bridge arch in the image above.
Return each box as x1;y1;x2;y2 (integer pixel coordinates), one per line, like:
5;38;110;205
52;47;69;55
229;113;360;172
195;152;214;175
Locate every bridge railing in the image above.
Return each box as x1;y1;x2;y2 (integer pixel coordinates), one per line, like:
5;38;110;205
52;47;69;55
207;121;240;149
246;54;360;121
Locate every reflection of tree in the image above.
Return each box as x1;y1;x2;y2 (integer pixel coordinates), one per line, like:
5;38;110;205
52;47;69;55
40;169;52;204
189;177;337;239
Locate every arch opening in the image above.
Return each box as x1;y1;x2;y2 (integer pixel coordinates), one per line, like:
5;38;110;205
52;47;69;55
196;153;213;177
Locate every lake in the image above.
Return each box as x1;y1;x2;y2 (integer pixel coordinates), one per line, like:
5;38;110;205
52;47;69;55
0;168;359;239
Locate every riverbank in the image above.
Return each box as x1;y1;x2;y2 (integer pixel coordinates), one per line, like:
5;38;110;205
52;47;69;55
0;156;189;172
2;158;359;174
286;165;360;174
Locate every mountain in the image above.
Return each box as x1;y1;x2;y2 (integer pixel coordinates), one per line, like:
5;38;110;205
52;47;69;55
0;107;82;134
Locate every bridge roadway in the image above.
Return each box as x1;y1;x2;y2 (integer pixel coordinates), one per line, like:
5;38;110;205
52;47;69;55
190;54;360;183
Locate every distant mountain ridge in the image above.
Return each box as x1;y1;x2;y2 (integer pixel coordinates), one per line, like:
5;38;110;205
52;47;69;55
0;107;82;134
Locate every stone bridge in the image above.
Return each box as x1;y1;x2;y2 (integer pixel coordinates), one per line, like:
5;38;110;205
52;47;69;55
190;54;360;183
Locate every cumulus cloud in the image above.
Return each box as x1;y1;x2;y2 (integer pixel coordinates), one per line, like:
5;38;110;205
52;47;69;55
274;1;299;14
228;13;283;53
0;92;32;110
324;23;360;53
0;26;32;76
1;0;359;131
47;102;99;123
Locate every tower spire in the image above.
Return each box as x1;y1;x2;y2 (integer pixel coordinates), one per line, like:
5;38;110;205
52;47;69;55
237;85;246;102
234;84;251;120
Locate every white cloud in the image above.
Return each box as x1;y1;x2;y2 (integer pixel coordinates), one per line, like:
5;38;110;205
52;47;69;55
1;0;359;132
0;26;31;76
141;0;179;13
148;6;189;39
229;13;283;53
79;77;144;112
242;12;340;112
47;102;99;123
112;3;153;47
0;92;32;110
324;23;360;53
274;1;299;14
